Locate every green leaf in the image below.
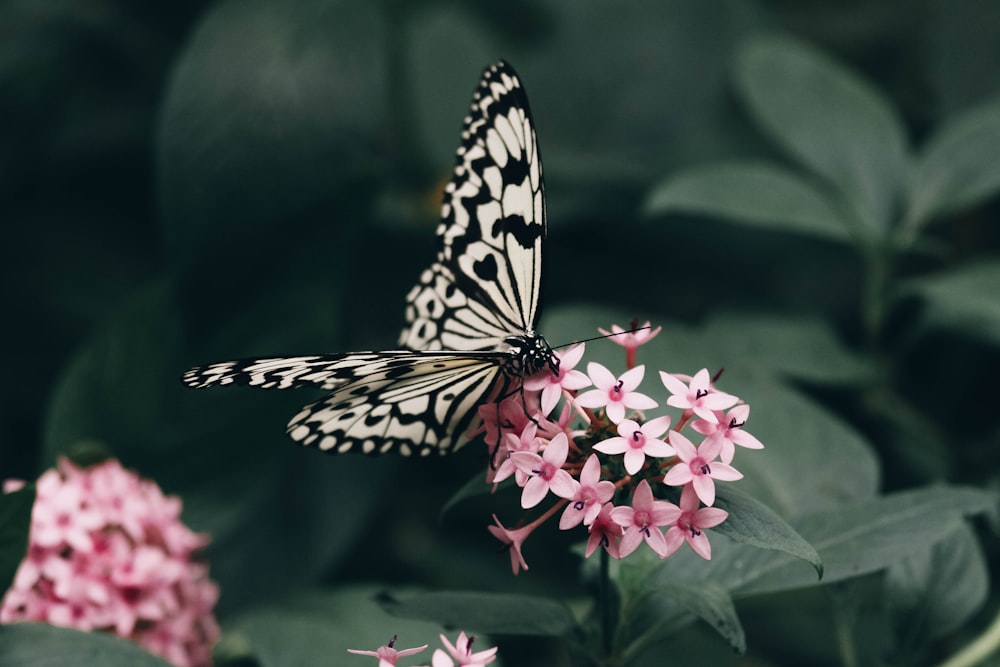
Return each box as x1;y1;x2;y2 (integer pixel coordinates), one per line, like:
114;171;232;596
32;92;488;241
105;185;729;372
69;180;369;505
645;161;854;242
898;261;1000;345
703;312;870;385
0;624;172;666
904;96;1000;230
886;522;988;648
0;486;34;594
713;486;822;578
736;486;998;596
380;591;578;637
222;587;447;667
630;581;745;656
734;35;908;232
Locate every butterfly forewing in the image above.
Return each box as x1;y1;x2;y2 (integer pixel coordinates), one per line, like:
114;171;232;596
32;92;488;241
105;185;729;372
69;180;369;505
400;62;545;351
183;61;551;456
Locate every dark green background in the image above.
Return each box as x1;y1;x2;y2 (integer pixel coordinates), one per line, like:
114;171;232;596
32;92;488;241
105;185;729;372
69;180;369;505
3;1;1000;665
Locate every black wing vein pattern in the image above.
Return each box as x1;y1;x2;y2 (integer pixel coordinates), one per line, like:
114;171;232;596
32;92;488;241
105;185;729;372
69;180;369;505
182;61;548;457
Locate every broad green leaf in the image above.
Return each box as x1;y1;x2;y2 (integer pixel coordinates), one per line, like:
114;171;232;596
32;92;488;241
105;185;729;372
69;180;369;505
645;161;854;242
0;486;34;594
380;591;578;637
703;312;870;385
886;522;987;646
629;581;744;656
734;35;908;232
898;261;1000;345
713;486;822;578
221;587;446;667
156;0;387;264
650;486;995;600
736;486;997;596
904;96;1000;230
0;623;172;666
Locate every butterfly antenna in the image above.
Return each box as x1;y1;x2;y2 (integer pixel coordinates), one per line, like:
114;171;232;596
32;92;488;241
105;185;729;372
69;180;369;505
552;324;652;350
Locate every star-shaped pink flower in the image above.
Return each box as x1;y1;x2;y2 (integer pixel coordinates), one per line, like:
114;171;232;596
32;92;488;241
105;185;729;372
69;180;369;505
510;433;578;508
576;363;658;423
659;368;739;421
430;631;498;666
690;404;764;464
559;455;616;529
593;415;675;475
662;431;743;506
487;514;533;575
585;502;623;559
599;321;662;368
664;486;729;560
490;422;543;485
610;480;681;558
348;635;428;665
523;343;591;416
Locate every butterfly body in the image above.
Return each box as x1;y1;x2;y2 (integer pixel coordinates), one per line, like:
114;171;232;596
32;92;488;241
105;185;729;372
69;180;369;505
183;61;553;457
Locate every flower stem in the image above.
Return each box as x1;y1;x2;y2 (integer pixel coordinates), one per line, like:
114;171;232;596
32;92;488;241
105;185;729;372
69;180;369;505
599;547;612;656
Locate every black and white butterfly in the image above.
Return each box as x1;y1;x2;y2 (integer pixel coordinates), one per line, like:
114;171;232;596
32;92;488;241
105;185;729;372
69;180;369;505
183;61;558;457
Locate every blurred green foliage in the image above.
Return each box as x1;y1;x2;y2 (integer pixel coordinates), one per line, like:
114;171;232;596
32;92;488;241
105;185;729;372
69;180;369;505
3;0;1000;665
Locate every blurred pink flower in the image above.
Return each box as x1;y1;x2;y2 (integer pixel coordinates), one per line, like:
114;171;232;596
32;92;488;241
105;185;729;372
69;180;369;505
1;457;219;667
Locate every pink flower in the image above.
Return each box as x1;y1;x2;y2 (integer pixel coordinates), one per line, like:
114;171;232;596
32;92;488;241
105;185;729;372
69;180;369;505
348;635;428;666
586;503;623;559
490;422;543;485
1;458;219;667
664;486;729;560
487;515;532;575
659;368;739;421
662;431;743;506
510;433;578;509
523;344;591;415
610;480;681;558
575;363;658;424
593;415;675;475
691;404;763;464
559;455;615;529
429;632;498;666
599;321;662;367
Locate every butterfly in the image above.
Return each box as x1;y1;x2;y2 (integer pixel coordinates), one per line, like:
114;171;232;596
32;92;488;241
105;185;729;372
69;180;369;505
182;61;559;457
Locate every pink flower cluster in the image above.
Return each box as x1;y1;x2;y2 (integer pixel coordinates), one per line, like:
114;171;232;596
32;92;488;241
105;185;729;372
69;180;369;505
349;631;496;666
483;322;764;573
1;458;219;667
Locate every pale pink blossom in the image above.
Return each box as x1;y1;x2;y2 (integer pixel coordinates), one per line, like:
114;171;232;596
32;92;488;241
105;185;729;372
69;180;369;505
593;415;675;475
664;486;729;560
691;404;764;464
429;631;498;666
599;321;662;367
487;515;532;575
491;422;543;485
576;363;658;423
586;503;623;559
523;344;591;415
559;455;615;529
659;368;739;421
348;634;428;666
662;431;743;506
1;458;219;667
510;433;578;508
610;480;681;558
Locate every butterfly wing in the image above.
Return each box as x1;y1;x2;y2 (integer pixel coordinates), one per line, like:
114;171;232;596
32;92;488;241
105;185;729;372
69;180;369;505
183;351;509;455
400;61;546;352
182;61;547;456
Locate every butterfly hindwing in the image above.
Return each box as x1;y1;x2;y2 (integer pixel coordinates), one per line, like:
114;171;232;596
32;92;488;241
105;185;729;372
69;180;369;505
400;61;545;351
286;354;509;456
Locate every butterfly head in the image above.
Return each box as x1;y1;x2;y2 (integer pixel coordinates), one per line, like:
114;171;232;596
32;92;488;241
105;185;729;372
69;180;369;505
503;332;559;379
